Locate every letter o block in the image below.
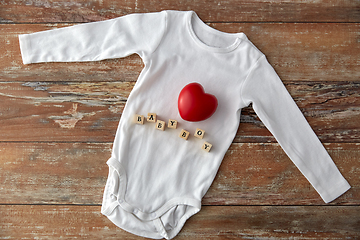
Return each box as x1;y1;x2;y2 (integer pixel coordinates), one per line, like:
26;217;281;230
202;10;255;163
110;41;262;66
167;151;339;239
194;128;205;139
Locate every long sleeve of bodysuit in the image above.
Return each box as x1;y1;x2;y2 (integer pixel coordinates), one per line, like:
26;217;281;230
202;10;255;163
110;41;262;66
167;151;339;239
19;11;166;64
241;55;351;203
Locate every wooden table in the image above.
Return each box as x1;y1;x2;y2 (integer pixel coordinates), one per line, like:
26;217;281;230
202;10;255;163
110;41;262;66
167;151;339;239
1;1;359;239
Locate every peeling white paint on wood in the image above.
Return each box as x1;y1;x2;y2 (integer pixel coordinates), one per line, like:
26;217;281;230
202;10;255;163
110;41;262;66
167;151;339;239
49;103;96;129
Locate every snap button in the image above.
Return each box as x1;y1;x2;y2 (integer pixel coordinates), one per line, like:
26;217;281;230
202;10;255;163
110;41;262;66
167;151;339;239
151;213;157;218
118;199;124;204
133;209;139;214
110;194;117;200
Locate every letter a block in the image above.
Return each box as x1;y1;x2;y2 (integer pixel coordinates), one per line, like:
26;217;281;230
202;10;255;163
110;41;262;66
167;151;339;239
156;120;165;131
179;129;190;140
135;114;145;124
147;113;157;122
168;119;178;129
194;128;205;139
202;142;212;152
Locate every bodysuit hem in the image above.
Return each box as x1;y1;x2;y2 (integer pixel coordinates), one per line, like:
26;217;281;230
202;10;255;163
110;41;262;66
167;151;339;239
101;156;202;239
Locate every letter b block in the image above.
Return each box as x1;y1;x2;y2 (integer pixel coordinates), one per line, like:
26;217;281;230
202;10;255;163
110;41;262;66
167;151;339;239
156;120;165;131
135;114;145;124
179;129;190;140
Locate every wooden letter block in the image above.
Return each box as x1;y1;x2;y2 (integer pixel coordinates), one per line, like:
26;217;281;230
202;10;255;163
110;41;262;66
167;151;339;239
179;129;190;140
156;120;165;131
194;128;205;139
202;142;212;152
168;119;178;129
147;113;157;122
134;114;144;125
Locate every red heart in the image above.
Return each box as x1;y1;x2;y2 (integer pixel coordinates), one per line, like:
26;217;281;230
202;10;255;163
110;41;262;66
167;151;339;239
178;82;218;122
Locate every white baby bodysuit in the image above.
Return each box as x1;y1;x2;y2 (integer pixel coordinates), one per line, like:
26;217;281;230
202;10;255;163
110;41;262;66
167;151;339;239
19;10;350;239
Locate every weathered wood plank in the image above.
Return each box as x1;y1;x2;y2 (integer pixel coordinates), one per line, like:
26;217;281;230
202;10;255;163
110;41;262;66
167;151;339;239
1;205;359;239
1;0;359;23
0;81;358;142
0;81;131;142
0;142;357;205
0;142;110;205
1;23;359;82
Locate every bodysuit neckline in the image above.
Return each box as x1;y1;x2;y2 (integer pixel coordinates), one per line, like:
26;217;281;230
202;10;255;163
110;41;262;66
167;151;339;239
186;11;245;53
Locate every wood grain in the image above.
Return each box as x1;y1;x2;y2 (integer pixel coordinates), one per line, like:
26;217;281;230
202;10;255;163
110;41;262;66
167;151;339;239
1;0;359;23
1;1;359;239
1;205;359;239
0;142;357;205
1;23;359;83
0;81;131;142
0;81;358;142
